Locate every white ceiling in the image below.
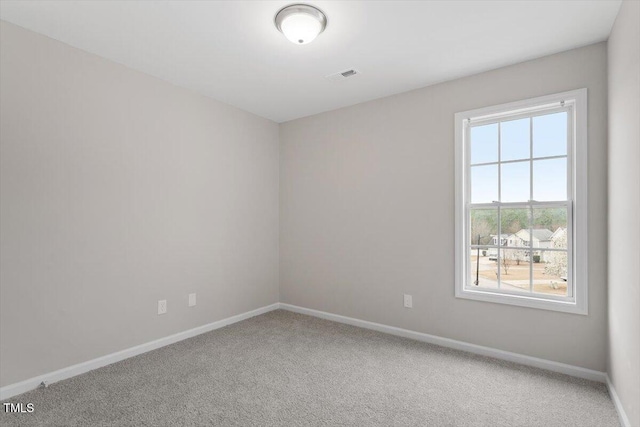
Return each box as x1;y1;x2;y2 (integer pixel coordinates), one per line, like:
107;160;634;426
0;1;621;123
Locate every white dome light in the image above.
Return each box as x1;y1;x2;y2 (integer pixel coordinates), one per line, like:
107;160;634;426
275;4;327;45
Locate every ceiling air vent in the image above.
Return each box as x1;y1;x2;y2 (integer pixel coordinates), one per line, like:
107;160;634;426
325;69;361;82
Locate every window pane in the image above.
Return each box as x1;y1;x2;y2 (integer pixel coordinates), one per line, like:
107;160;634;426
533;250;568;296
499;207;531;293
470;123;498;164
533;112;567;158
501;161;530;202
470;209;498;245
500;208;531;244
469;248;499;290
532;207;568;249
471;165;498;203
501;118;530;161
533;158;567;201
499;249;532;294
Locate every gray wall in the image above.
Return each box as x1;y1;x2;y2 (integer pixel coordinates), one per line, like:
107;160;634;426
280;43;608;371
607;1;640;425
0;21;280;387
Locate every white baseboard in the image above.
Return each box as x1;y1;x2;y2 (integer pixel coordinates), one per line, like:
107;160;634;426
1;302;612;403
0;303;280;400
279;303;607;383
606;375;632;427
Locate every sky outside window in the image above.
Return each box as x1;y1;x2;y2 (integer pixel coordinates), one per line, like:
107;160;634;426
470;111;568;203
470;123;498;164
501;118;530;161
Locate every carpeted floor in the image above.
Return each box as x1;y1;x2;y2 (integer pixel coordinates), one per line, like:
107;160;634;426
1;310;619;426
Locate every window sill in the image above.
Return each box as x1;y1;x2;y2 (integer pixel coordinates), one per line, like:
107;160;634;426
455;287;587;315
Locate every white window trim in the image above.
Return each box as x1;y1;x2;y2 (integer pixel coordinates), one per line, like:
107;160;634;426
454;89;588;315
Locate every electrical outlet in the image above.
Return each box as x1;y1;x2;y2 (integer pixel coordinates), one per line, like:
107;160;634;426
158;299;167;315
403;294;413;308
188;293;196;307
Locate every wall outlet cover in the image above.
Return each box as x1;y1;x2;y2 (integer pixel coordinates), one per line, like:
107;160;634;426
403;294;413;308
158;299;167;315
188;293;196;307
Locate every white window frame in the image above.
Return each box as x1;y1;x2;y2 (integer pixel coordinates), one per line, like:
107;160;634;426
454;89;588;315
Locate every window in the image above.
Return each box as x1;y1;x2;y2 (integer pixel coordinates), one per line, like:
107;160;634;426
454;89;587;314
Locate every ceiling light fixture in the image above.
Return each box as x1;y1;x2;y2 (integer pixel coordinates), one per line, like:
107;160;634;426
275;4;327;45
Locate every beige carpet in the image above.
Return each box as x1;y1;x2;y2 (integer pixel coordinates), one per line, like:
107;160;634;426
1;310;619;426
